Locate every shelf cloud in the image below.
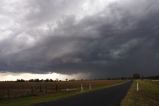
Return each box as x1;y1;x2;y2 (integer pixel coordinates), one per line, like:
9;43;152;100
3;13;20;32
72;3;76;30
0;0;159;78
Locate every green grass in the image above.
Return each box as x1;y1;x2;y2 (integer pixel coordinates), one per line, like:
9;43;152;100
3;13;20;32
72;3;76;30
121;80;159;106
0;92;76;106
0;81;125;106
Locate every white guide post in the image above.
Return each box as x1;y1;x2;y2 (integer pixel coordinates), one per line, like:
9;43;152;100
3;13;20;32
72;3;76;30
89;83;92;90
81;83;83;92
137;82;139;92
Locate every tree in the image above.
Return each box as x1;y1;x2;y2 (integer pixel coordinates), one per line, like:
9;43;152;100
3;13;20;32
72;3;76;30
29;79;34;82
16;79;25;82
133;73;141;79
65;79;68;82
45;79;49;82
34;79;40;82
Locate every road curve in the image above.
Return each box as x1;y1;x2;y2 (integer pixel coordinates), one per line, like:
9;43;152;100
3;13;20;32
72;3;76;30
34;81;132;106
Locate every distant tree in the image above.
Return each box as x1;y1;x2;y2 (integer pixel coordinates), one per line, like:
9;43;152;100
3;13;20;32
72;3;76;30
144;75;159;80
40;79;44;82
49;79;53;82
29;79;34;82
120;77;126;80
34;79;40;82
16;79;25;82
133;73;141;79
107;78;111;80
45;79;49;82
65;79;68;82
16;79;20;82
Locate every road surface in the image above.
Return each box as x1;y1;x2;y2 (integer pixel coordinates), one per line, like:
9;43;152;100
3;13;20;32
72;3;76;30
34;81;132;106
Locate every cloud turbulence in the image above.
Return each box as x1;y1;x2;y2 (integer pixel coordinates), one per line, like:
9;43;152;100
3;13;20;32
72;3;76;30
0;0;159;78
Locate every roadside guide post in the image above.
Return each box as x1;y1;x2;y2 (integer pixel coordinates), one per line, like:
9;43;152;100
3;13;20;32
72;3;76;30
81;83;83;92
137;81;139;92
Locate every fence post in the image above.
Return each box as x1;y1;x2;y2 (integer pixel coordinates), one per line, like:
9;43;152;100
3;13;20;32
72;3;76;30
89;83;92;90
31;86;34;95
7;88;10;98
45;86;47;94
81;83;83;92
55;84;58;92
40;84;42;92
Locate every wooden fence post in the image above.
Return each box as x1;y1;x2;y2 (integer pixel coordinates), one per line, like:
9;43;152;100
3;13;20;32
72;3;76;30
31;86;34;95
40;85;42;92
45;86;47;94
7;88;10;98
89;83;92;90
55;84;58;92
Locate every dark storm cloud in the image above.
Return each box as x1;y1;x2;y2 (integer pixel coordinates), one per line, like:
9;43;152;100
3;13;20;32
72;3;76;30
0;0;159;78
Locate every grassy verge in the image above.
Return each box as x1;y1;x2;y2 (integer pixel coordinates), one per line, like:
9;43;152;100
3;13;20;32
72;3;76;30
0;80;125;106
121;80;159;106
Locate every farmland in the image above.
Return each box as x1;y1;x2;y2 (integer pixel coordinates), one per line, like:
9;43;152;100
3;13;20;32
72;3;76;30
121;80;159;106
0;80;124;106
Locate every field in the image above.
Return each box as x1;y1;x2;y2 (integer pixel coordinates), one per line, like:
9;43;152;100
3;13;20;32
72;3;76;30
121;80;159;106
0;80;123;106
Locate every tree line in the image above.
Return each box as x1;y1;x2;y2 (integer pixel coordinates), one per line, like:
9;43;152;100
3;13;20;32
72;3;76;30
16;73;159;82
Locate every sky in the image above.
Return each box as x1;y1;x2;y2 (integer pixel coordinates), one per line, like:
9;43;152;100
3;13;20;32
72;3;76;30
0;0;159;80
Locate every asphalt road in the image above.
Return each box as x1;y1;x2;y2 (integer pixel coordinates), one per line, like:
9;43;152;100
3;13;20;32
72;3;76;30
34;81;132;106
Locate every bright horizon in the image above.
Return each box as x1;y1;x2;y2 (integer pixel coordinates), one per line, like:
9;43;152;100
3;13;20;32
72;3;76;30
0;72;89;81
